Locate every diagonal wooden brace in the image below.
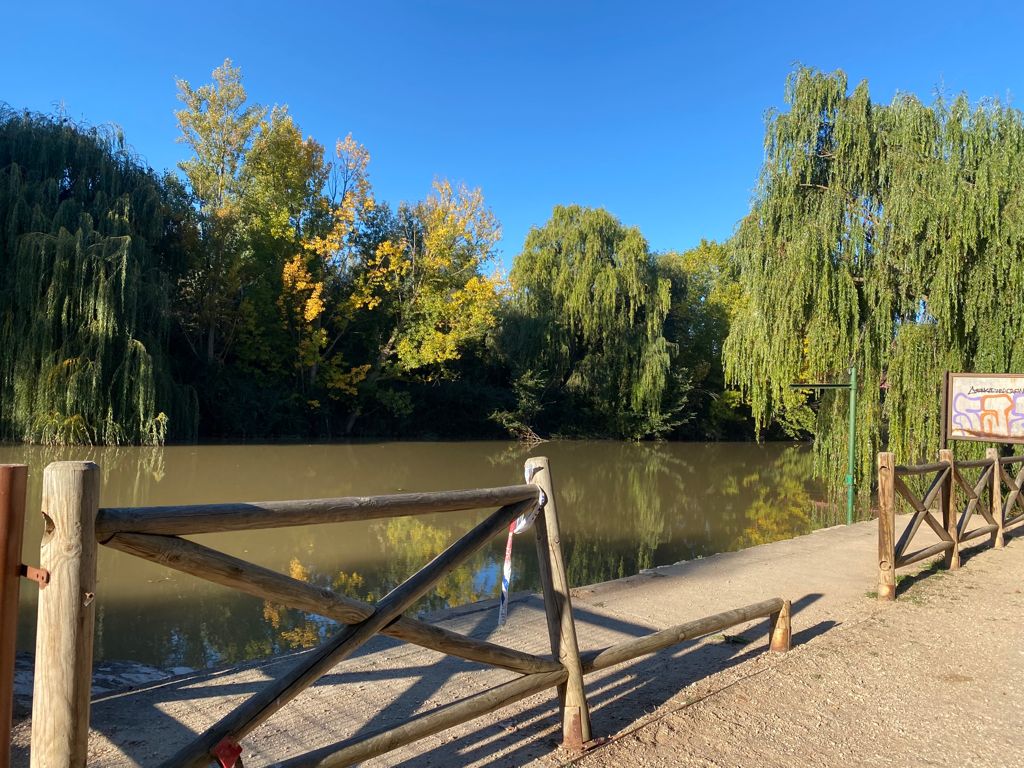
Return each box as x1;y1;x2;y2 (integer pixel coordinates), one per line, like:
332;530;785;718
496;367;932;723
105;531;560;675
164;496;538;768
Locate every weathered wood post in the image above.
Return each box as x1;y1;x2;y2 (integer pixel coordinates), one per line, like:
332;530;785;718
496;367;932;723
939;448;959;570
768;599;791;652
877;452;896;601
30;462;100;768
989;448;1004;548
525;457;591;750
1;464;28;768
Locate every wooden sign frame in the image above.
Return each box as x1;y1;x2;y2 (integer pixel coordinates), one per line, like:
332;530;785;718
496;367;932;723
944;371;1024;445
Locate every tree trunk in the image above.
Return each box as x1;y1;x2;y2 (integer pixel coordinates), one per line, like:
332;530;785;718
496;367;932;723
344;407;361;435
206;322;216;363
345;329;399;435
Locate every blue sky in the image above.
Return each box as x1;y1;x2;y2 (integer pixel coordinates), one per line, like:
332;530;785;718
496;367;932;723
3;2;1023;270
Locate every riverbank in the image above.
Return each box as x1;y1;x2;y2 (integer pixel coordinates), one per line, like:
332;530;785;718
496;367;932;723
11;512;1008;766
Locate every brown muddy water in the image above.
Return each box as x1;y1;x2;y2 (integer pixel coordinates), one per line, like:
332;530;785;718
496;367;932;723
3;441;834;669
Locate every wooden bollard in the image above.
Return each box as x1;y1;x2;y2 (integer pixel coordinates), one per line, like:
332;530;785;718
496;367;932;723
939;449;959;570
989;448;1004;549
30;462;100;768
877;453;896;601
525;457;592;750
768;599;791;652
1;465;28;768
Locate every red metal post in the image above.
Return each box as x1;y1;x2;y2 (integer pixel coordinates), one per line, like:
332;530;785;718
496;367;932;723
0;465;28;768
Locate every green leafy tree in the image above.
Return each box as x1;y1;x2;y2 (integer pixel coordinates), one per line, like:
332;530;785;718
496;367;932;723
499;206;681;439
657;240;751;439
0;108;194;444
341;181;503;433
175;58;266;363
233;107;330;396
724;66;1024;503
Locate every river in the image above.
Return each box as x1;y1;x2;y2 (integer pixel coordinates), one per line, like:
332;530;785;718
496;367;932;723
3;441;834;669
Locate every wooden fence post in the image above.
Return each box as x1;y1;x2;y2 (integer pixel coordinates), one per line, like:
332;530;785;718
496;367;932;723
939;448;959;570
989;448;1004;548
877;452;896;601
30;462;100;768
1;465;28;768
768;599;791;652
525;457;591;750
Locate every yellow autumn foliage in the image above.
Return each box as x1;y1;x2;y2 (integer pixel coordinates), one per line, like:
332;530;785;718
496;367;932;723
348;239;407;312
349;179;504;379
325;363;371;397
281;255;325;324
288;557;310;581
262;557;333;650
304;134;373;263
382;517;482;607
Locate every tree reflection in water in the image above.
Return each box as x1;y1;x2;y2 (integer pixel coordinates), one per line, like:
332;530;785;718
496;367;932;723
6;441;831;666
261;517;493;651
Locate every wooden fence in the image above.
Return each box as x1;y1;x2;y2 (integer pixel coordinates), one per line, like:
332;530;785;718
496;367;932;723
876;448;1024;600
1;465;29;768
24;457;792;768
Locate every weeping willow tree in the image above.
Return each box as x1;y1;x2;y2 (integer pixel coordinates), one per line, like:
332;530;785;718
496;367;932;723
0;108;195;444
724;67;1024;504
498;205;682;439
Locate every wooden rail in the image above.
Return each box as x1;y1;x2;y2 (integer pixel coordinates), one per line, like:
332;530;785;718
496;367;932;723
271;669;570;768
95;485;540;539
265;598;792;768
877;446;1021;600
580;598;790;673
29;457;792;768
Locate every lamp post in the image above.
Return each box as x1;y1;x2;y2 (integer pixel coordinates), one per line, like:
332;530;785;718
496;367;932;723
790;366;857;525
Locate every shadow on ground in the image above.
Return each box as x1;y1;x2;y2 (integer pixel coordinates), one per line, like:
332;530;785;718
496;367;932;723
13;578;836;767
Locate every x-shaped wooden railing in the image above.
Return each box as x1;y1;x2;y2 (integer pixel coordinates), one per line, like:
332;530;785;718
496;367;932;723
890;457;955;572
877;447;1019;601
998;456;1024;536
28;458;792;768
953;458;998;545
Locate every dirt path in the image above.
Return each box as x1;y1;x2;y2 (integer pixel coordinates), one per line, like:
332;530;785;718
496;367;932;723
11;518;1022;766
564;538;1024;768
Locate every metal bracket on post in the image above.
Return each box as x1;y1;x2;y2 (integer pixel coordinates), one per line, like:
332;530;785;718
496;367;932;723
19;563;49;589
212;738;243;768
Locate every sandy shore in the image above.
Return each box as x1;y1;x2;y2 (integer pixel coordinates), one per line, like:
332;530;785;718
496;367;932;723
12;514;1016;766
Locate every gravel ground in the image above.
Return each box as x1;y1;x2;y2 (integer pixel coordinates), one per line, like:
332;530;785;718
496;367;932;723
12;519;1022;767
562;539;1024;768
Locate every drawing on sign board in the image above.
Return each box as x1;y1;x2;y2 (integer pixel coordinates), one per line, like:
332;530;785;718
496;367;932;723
946;376;1024;442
